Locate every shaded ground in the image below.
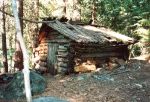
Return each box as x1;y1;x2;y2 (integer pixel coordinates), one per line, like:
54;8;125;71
33;59;150;102
0;59;150;102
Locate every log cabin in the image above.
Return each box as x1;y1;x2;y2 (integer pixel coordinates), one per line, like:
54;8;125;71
34;18;136;75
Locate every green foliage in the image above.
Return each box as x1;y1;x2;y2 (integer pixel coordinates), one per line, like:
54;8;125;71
80;0;150;55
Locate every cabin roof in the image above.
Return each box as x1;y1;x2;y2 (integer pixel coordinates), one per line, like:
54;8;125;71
45;20;136;44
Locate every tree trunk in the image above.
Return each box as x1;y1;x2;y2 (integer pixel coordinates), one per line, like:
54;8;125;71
2;0;8;73
18;0;23;34
63;0;67;16
12;0;32;102
35;0;39;34
91;0;96;24
31;0;39;68
33;0;39;48
14;0;24;71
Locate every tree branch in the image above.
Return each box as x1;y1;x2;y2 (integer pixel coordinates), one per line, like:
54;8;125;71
0;9;55;23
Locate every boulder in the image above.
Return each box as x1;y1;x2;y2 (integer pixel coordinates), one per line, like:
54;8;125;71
0;71;46;100
33;96;68;102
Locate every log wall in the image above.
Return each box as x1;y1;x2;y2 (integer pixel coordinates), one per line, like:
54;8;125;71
34;42;48;72
70;43;129;68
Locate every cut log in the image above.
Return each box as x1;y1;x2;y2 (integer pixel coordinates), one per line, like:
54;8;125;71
80;52;121;58
35;64;40;69
39;43;48;47
57;51;69;55
57;49;68;52
40;56;47;61
57;62;68;67
33;56;40;63
38;61;47;66
39;54;47;57
58;46;68;50
57;57;69;62
56;54;68;57
57;66;68;74
39;50;47;54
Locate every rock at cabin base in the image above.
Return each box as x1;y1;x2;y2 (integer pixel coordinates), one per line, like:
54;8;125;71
33;96;68;102
1;71;46;100
74;63;96;72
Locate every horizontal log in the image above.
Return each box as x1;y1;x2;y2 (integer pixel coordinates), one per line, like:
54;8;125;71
56;53;68;57
57;62;68;67
41;39;70;43
57;51;69;55
58;46;68;50
56;55;68;59
39;45;47;47
71;42;125;47
35;64;40;69
32;56;40;63
80;52;121;58
50;31;60;35
39;50;48;54
37;66;47;71
39;54;47;57
40;56;47;61
39;43;48;47
57;58;69;62
34;47;40;51
57;49;68;52
57;67;68;73
72;45;127;53
39;47;48;51
38;61;47;66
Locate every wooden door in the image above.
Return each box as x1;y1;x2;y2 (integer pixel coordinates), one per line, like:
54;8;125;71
47;43;58;75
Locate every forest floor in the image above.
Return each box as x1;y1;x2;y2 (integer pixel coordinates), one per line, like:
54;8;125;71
33;59;150;102
0;59;150;102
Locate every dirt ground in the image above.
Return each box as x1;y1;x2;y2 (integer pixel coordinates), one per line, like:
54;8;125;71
33;59;150;102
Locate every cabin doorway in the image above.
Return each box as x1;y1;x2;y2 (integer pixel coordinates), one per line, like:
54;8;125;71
47;43;59;75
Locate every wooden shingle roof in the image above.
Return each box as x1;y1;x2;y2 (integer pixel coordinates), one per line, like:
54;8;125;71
46;20;136;44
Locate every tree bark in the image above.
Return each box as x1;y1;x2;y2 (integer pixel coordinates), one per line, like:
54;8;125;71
36;0;39;29
2;0;8;73
33;0;39;48
12;0;32;102
91;0;96;24
63;0;67;16
14;0;24;71
18;0;23;34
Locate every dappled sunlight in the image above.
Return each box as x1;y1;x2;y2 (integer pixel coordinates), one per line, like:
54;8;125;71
135;27;149;36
